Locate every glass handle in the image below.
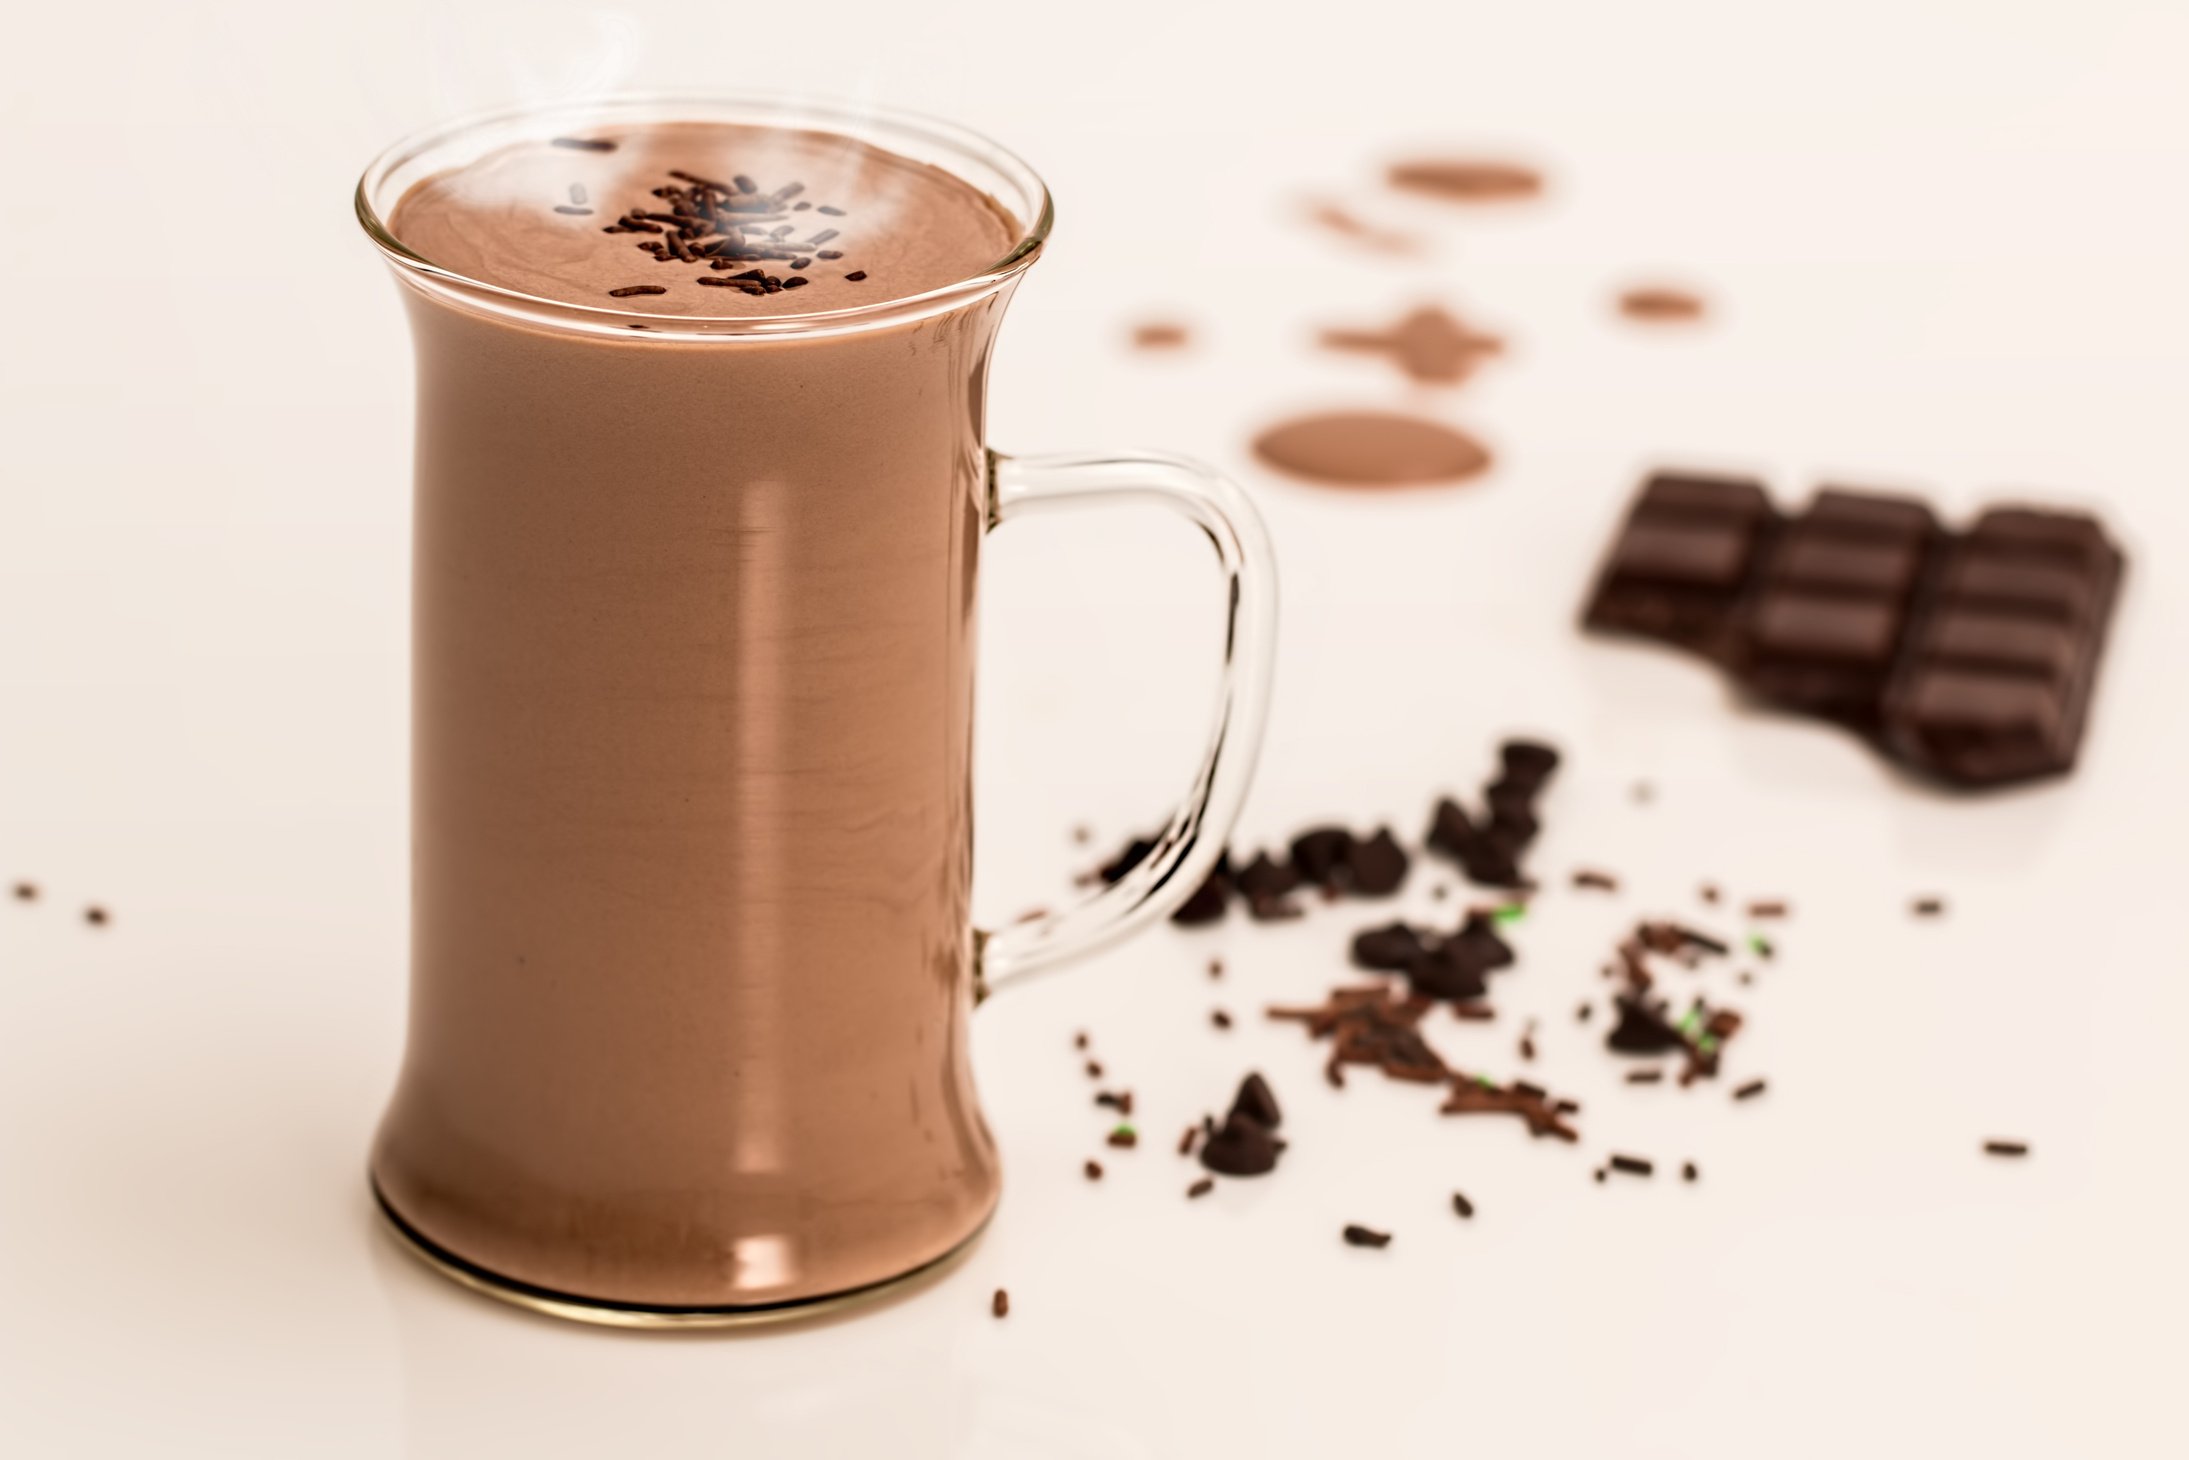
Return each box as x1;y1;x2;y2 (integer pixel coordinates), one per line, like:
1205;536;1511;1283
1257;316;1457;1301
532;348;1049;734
974;449;1278;999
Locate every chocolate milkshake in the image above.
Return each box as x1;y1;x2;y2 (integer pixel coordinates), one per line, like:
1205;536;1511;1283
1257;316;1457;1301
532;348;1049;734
372;117;1027;1309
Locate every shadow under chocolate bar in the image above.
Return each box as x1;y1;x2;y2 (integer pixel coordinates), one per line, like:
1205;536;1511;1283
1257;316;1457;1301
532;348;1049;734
1580;471;2125;788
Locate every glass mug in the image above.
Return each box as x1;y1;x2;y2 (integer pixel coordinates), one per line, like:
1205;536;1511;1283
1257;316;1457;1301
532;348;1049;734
356;95;1276;1326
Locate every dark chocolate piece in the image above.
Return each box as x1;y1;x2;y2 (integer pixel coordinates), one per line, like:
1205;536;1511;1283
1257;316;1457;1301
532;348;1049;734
1584;475;2125;787
1230;1072;1282;1129
1235;851;1300;899
1170;869;1230;925
1199;1113;1283;1176
1347;828;1409;895
1351;921;1431;971
1606;995;1685;1054
1289;827;1356;887
1342;1224;1392;1249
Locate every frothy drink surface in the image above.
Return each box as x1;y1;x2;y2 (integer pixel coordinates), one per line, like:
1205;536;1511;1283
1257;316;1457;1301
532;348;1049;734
390;121;1018;314
372;120;1027;1307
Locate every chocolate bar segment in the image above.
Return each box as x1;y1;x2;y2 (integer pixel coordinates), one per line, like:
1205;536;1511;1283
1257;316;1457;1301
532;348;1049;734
1580;472;1774;656
1882;506;2124;784
1581;474;2125;788
1732;488;1945;724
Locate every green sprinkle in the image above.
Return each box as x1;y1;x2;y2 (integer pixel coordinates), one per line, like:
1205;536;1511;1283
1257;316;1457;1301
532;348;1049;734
1475;1074;1495;1089
1111;1123;1135;1139
1748;933;1773;956
1697;1034;1719;1055
1677;1007;1702;1037
1493;903;1526;926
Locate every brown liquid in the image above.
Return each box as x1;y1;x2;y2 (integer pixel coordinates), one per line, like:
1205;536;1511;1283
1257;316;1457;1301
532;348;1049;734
1252;411;1493;489
372;122;1025;1308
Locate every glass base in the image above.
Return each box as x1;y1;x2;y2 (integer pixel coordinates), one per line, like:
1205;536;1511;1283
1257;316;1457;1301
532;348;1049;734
372;1179;985;1330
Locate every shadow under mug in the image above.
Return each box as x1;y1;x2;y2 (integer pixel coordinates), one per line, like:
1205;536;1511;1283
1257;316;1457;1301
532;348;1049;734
356;93;1276;1326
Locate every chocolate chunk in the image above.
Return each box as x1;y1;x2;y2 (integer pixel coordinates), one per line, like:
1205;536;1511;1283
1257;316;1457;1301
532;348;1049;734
1170;870;1231;925
1446;910;1515;974
1347;828;1409;896
1582;471;1777;656
1289;827;1356;887
1230;1072;1283;1129
1099;835;1157;884
1425;797;1477;859
1246;890;1306;922
1199;1113;1284;1176
1406;941;1489;1003
1234;851;1301;899
1341;1224;1392;1249
1606;995;1685;1054
1351;921;1432;971
1499;738;1561;789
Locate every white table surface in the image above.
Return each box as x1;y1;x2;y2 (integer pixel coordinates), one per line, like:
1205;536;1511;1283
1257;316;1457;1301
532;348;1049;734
5;0;2187;1454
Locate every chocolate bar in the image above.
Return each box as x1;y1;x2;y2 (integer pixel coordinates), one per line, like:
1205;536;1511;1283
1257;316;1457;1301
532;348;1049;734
1581;472;2124;787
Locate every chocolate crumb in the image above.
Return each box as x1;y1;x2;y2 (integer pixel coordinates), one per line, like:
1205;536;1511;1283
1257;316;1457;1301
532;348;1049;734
1747;899;1789;919
1073;1031;1089;1050
1700;883;1720;904
1187;1177;1215;1199
1085;1060;1104;1079
1451;1191;1475;1219
1083;1160;1103;1181
1572;869;1620;892
1593;1168;1608;1184
817;249;845;260
1070;824;1093;845
781;277;810;290
606;285;668;297
1632;782;1655;804
1983;1139;2030;1158
1617;286;1708;323
1518;1019;1538;1062
991;1288;1009;1318
83;906;109;927
1342;1224;1392;1249
11;882;35;901
1625;1068;1664;1085
1733;1078;1768;1102
1575;1002;1593;1024
1178;1124;1199;1156
1609;1154;1653;1177
1208;957;1224;980
1682;1161;1699;1182
1912;896;1945;917
550;137;617;152
1211;1009;1233;1030
1094;1090;1134;1115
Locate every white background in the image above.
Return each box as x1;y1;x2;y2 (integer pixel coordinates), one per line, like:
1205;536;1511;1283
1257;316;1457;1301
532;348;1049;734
4;1;2187;1455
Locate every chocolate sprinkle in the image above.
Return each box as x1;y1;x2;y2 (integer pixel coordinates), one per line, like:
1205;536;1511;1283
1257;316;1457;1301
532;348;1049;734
1211;1009;1233;1030
1083;1159;1103;1181
1178;1125;1199;1156
11;881;35;901
1625;1068;1664;1085
1342;1224;1393;1249
991;1288;1009;1318
1187;1177;1215;1199
1608;1154;1653;1177
1451;1191;1475;1219
1983;1139;2030;1158
83;906;108;927
1747;899;1789;919
1572;869;1620;892
1733;1078;1768;1101
1106;1125;1138;1149
1682;1161;1699;1182
606;285;668;297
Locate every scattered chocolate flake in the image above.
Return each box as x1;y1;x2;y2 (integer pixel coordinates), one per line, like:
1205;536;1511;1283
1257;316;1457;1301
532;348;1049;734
1593;1168;1608;1184
1187;1177;1215;1199
1342;1224;1392;1249
1682;1161;1699;1182
1700;883;1721;904
1234;851;1300;900
817;205;846;217
1083;1159;1103;1181
83;906;109;927
1098;835;1157;884
781;277;810;290
1231;1073;1282;1129
1246;891;1305;922
1746;899;1789;919
1451;1191;1475;1219
1069;824;1093;845
1106;1124;1138;1149
1606;996;1684;1054
1171;866;1232;925
1254;411;1493;491
1085;1060;1104;1079
1211;1009;1233;1030
991;1288;1009;1318
1094;1090;1134;1115
1575;1002;1594;1024
1441;1073;1580;1141
1608;1154;1653;1177
1073;1031;1089;1050
606;284;668;298
1572;869;1620;892
1207;957;1224;980
844;271;867;281
1178;1124;1199;1157
1351;921;1431;972
1131;321;1192;351
1199;1114;1284;1176
1518;1019;1538;1062
1303;200;1421;256
550;136;617;152
11;881;35;901
1983;1139;2030;1158
1732;1079;1768;1102
1912;896;1945;917
1625;1068;1664;1085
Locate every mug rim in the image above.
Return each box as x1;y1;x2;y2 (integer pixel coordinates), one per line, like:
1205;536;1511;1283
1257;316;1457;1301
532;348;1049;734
355;91;1054;340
